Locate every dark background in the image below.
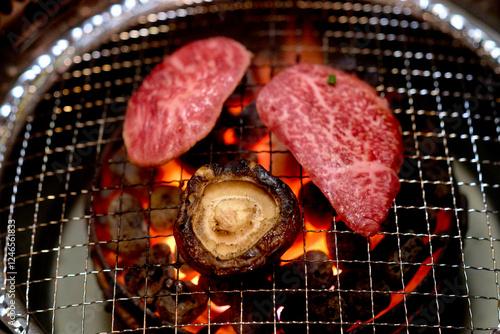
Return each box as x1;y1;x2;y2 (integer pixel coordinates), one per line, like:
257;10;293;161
0;0;499;39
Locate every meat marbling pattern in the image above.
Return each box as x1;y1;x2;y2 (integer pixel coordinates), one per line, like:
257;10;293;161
123;37;252;166
256;63;404;237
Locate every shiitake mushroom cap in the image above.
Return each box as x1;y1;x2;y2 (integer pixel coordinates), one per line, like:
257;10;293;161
174;160;301;277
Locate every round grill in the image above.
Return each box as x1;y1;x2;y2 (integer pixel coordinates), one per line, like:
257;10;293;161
1;0;500;333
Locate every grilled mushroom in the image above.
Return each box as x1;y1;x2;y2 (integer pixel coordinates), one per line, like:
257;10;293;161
174;160;301;277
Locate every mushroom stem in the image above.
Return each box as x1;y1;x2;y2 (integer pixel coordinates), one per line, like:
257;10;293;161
213;198;257;234
196;180;278;260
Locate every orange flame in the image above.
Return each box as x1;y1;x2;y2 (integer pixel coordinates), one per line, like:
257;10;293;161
369;234;386;250
157;159;192;188
250;132;305;196
252;133;271;170
183;302;234;333
223;128;238;145
227;106;243;116
246;133;337;273
348;208;452;329
422;210;453;245
281;220;330;261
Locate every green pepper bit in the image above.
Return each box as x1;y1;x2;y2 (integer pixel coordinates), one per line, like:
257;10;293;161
328;74;336;86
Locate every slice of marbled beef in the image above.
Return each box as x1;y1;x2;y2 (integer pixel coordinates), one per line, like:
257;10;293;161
124;37;251;166
256;63;404;236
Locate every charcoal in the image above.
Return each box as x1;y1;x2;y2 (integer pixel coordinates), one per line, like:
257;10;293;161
200;272;271;308
275;251;338;333
279;291;347;333
149;185;181;232
235;100;268;147
108;146;154;185
125;243;175;304
107;193;148;258
299;181;334;225
326;221;369;272
395;158;454;233
421;159;452;205
198;275;236;306
339;269;392;321
372;232;427;289
276;250;335;290
174;250;197;278
230;290;275;334
309;293;347;333
155;279;208;325
386;234;425;286
278;294;305;333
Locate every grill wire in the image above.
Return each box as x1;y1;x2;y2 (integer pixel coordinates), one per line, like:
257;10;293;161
1;0;500;333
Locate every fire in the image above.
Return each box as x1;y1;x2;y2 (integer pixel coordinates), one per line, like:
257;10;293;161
423;211;453;244
382;248;444;316
348;207;454;329
281;220;330;261
227;106;243;116
369;234;386;250
157;159;192;188
252;133;271;170
223;128;238;145
247;133;338;274
184;302;234;334
224;86;259;117
162;235;177;255
250;132;305;196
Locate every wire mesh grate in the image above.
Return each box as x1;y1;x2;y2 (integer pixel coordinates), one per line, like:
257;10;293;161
0;1;499;333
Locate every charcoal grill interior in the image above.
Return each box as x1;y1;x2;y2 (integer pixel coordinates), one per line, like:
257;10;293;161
1;0;500;333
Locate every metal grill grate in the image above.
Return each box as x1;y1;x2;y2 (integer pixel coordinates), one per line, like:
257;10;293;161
1;0;500;333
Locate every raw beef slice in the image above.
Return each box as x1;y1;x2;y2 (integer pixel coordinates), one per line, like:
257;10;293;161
256;63;404;237
123;37;252;166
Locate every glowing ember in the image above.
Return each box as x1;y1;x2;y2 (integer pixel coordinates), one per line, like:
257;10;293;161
163;236;177;256
223;128;238;145
227;106;243;116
